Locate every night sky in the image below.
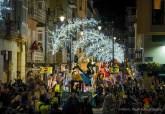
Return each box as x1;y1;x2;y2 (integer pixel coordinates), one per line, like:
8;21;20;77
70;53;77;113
93;0;136;30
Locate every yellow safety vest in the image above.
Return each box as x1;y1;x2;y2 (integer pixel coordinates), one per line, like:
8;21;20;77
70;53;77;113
54;84;60;93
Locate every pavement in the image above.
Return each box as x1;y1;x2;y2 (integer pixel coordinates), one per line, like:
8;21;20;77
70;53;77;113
93;108;102;114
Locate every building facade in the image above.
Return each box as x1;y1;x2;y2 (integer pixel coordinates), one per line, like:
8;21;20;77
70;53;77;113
26;0;93;72
0;0;28;82
26;0;46;71
125;7;136;63
135;0;165;64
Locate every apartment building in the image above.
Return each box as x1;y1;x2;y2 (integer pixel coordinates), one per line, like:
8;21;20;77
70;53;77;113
0;0;28;82
26;0;46;70
135;0;165;63
125;7;136;63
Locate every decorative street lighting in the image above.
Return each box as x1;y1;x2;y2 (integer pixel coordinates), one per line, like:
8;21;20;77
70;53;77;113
113;36;116;40
80;31;84;36
98;25;102;31
59;15;65;22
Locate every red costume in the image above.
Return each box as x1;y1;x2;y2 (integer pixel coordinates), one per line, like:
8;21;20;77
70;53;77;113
99;63;110;78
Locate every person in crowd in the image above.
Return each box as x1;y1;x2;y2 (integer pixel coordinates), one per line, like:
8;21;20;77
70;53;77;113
62;92;80;114
38;94;51;114
102;87;117;114
54;81;61;105
80;97;93;114
49;102;62;114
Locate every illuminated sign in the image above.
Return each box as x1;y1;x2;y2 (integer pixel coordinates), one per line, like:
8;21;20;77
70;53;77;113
40;67;53;74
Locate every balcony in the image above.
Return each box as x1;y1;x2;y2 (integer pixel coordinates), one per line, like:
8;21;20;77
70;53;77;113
68;0;77;8
28;7;46;24
27;51;44;63
0;21;23;39
21;22;28;38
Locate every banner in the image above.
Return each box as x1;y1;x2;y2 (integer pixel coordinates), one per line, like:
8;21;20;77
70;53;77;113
40;67;53;74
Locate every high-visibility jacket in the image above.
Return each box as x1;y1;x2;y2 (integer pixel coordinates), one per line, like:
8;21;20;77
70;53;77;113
39;103;51;114
54;84;60;93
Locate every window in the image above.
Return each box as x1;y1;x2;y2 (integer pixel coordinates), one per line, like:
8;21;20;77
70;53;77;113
152;0;164;25
131;8;136;15
72;9;76;17
38;32;43;41
37;31;43;51
79;0;82;10
22;1;28;23
145;57;153;62
152;35;165;42
37;1;43;10
23;0;28;6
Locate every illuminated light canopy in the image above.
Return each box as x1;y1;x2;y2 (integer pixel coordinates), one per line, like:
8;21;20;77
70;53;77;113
51;18;98;53
50;18;125;62
74;30;124;62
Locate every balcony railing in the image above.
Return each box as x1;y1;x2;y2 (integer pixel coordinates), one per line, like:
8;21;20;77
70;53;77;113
29;7;46;24
68;0;77;8
0;21;23;39
27;51;44;63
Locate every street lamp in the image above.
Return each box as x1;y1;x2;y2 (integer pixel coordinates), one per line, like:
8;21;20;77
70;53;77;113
69;27;72;71
58;17;72;71
59;15;65;22
98;25;102;31
80;31;84;36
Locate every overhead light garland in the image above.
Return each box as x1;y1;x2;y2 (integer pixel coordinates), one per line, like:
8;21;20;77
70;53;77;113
74;30;124;62
50;18;98;53
50;18;124;62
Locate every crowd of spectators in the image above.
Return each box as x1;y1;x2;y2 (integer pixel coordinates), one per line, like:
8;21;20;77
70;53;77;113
0;71;165;114
0;73;93;114
101;77;165;114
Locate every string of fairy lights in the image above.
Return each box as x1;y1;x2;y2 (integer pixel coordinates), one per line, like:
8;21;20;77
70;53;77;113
50;18;125;62
51;18;98;53
75;30;124;62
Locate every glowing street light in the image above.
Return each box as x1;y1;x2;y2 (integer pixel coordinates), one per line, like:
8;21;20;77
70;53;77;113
59;15;65;22
80;31;84;36
113;36;116;40
98;25;102;31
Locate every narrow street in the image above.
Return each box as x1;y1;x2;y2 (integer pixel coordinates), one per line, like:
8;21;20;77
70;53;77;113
1;1;165;114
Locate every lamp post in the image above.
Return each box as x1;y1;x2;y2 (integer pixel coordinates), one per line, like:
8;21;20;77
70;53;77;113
63;18;72;71
44;8;65;81
112;36;116;72
64;19;72;71
69;30;72;71
45;9;49;66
